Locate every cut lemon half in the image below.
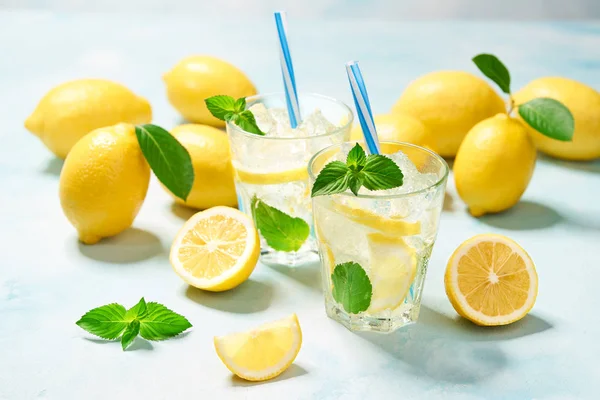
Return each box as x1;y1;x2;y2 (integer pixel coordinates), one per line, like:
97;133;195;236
170;206;260;292
444;234;538;326
331;201;421;236
367;233;417;312
214;314;302;381
234;165;308;185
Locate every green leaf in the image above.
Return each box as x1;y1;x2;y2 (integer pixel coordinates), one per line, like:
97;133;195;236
205;95;237;120
135;124;194;201
346;143;366;171
361;155;404;191
121;320;140;351
76;303;128;340
125;297;147;321
311;161;351;197
138;302;192;341
236;110;266;136
251;197;310;252
234;97;247;113
331;262;372;314
472;53;511;94
518;97;574;141
347;172;363;196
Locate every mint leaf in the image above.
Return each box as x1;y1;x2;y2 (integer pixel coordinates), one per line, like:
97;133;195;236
311;161;351;197
331;262;372;314
518;97;574;142
236;110;266;136
135;124;194;201
251;197;310;252
234;97;247;113
346;143;366;170
205;95;237;120
347;172;363;196
125;297;147;321
472;53;511;94
361;155;404;191
121;320;140;351
76;303;127;340
138;302;192;341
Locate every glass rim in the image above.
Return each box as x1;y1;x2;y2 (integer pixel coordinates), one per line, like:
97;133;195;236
308;140;450;199
225;92;354;141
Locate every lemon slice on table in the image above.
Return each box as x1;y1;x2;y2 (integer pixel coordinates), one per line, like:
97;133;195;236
444;234;538;326
214;314;302;381
332;201;421;236
170;206;260;292
367;233;417;312
234;165;308;185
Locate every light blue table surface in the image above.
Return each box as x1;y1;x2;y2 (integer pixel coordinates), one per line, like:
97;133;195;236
1;10;600;400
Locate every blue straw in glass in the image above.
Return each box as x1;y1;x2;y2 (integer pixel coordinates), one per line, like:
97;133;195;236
274;11;301;128
345;61;381;155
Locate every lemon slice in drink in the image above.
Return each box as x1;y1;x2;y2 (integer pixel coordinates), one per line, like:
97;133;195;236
332;201;421;236
214;314;302;381
444;234;538;326
367;233;417;312
234;165;308;185
170;206;260;292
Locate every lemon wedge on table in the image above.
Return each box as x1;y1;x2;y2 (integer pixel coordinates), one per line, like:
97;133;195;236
444;234;538;326
169;206;260;292
214;314;302;382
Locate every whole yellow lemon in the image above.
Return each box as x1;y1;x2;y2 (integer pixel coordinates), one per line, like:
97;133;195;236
25;79;152;159
393;71;506;157
350;113;430;147
163;56;257;127
454;114;536;217
60;123;150;244
165;124;237;210
513;77;600;161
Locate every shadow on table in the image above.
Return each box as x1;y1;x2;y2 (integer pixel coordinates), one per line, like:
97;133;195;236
170;203;197;221
78;228;164;264
477;200;562;230
84;337;154;351
185;279;273;313
540;153;600;174
443;192;456;212
229;364;308;387
268;259;322;292
42;157;64;177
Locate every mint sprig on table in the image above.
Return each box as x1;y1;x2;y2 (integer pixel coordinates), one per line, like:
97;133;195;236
205;95;266;136
472;53;574;141
135;124;194;201
251;196;310;252
311;143;404;197
332;262;372;314
76;298;192;351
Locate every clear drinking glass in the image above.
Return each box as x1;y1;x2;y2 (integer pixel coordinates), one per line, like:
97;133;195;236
226;93;353;266
309;141;449;333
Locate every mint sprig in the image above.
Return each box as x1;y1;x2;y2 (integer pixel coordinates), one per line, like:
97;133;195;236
76;298;192;351
311;143;403;197
331;262;372;314
472;53;574;141
251;196;310;252
205;95;266;136
135;124;194;201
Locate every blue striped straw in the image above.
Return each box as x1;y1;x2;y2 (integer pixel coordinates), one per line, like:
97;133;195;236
274;11;301;128
345;61;381;155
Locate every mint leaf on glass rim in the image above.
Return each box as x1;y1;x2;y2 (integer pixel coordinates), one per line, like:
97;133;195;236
518;97;574;142
135;124;194;201
311;161;351;197
205;95;266;136
236;110;266;136
251;196;310;252
234;97;247;113
205;95;237;120
472;53;511;94
346;142;367;170
331;262;372;314
361;154;404;191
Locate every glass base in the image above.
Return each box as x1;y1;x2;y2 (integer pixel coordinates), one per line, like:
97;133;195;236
260;249;320;267
325;300;422;333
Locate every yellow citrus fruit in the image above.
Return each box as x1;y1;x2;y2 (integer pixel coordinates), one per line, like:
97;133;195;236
454;114;536;217
350;113;430;147
444;234;538;326
367;233;417;312
513;76;600;160
332;201;421;236
59;123;150;245
214;314;302;381
392;71;506;157
233;165;308;185
25;79;152;159
170;206;259;292
165;124;237;209
163;55;257;127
